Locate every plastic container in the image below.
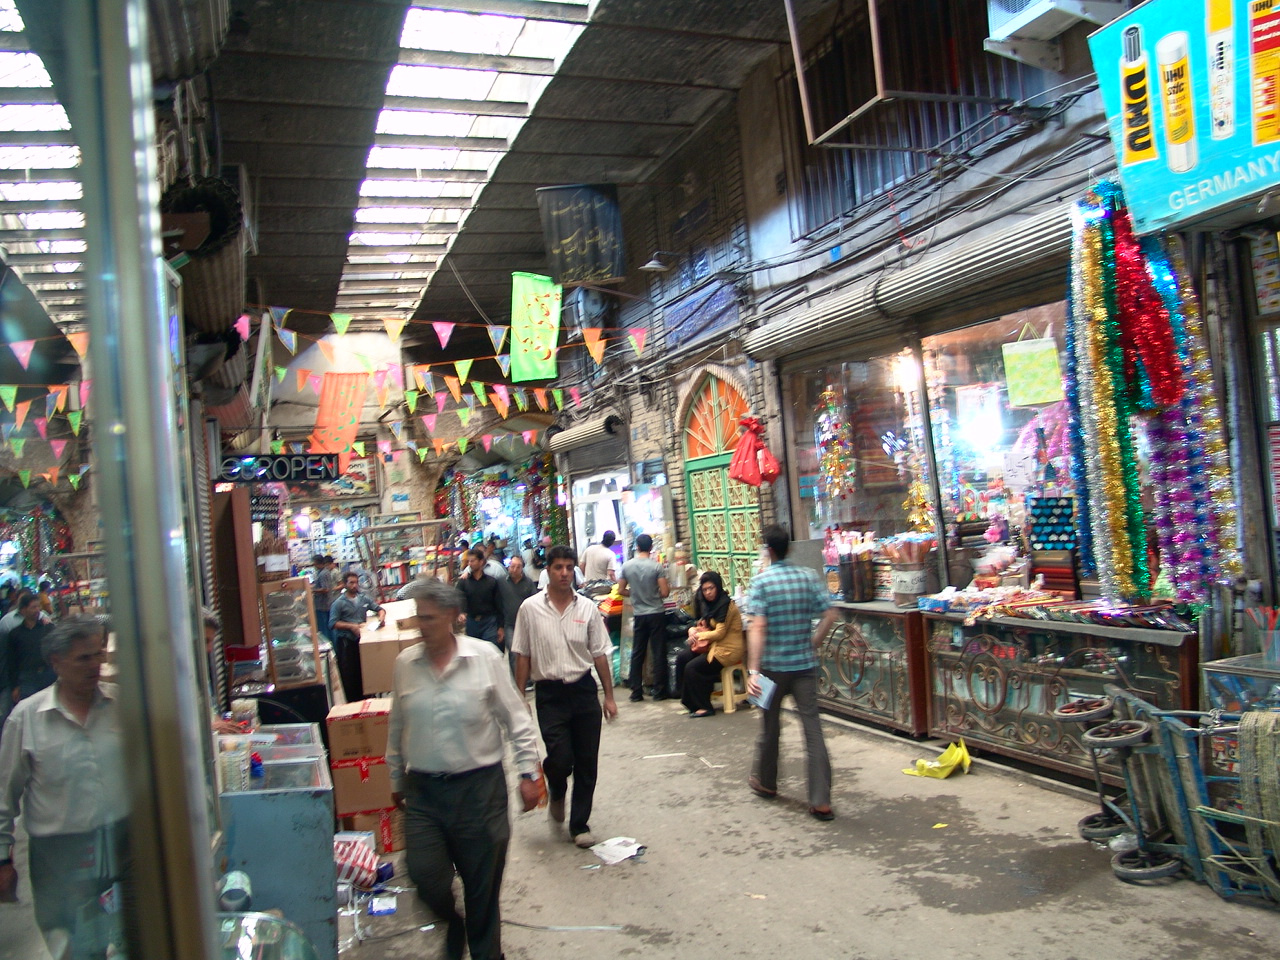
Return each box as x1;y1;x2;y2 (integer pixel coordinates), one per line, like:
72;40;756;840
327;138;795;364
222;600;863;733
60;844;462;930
890;564;928;608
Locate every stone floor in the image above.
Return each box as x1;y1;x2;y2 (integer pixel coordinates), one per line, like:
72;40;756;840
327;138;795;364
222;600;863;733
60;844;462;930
3;699;1279;960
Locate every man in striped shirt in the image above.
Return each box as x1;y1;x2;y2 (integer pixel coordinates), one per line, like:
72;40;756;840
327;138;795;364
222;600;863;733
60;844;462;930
512;545;617;848
744;524;841;821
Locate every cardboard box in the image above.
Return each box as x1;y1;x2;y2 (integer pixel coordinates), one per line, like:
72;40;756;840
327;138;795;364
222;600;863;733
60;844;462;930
341;808;405;854
331;757;393;817
359;627;422;694
326;698;391;761
380;599;420;634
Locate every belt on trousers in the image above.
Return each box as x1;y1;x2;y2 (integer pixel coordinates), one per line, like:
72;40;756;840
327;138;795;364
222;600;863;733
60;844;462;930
407;763;499;781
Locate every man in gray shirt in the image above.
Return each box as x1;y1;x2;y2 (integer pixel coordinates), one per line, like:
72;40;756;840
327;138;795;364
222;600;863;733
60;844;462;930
618;534;670;701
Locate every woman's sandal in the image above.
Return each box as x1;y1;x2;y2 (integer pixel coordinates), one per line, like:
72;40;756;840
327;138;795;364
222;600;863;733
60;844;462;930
690;709;714;718
748;775;777;799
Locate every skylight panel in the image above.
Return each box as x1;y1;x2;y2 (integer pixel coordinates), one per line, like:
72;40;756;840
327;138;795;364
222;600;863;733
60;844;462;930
401;10;526;56
355;206;461;225
18;210;83;229
36;239;85;254
350;231;451;246
367;145;460;170
0;104;70;131
0;0;24;33
0;145;78;168
377;110;477;138
386;66;496;101
0;180;80;201
360;179;477;199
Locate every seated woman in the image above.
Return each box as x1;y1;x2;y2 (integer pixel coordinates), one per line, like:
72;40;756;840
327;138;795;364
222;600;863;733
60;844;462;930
675;571;744;717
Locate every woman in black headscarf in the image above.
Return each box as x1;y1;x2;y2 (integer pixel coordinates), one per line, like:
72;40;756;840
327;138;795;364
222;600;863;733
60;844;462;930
674;571;745;717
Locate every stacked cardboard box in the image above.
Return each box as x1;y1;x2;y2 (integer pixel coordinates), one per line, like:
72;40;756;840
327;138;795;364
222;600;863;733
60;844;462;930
327;698;404;852
358;600;424;694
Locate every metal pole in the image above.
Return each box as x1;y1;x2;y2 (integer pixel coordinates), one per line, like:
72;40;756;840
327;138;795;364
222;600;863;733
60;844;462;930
57;1;219;957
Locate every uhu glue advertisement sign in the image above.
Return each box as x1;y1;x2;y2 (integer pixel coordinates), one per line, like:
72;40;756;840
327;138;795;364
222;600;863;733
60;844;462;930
1091;0;1280;233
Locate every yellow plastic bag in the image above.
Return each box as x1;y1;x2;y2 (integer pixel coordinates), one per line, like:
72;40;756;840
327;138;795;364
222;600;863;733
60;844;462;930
902;739;971;779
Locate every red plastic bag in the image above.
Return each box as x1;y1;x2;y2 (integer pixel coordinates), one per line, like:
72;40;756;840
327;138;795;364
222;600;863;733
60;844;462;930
757;443;781;484
728;430;762;486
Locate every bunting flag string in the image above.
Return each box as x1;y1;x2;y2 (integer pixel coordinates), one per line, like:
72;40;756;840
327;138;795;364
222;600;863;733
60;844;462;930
534;388;548;411
582;328;606;365
331;313;353;336
316;340;335;364
457;437;469;454
569;387;581;407
404;389;419;414
274;365;288;383
235;314;251;342
433;322;455;349
296;368;312;393
472;382;488;405
307;374;323;395
496;354;511;376
491;389;510;419
487;325;508;353
454;358;473;382
34;417;46;439
271;439;285;454
435;391;447;413
444;376;462;402
458;407;471;427
10;339;35;370
14;400;30;431
1;385;15;411
67;331;89;359
384;317;407;343
68;410;82;435
552;388;564;410
422;413;437;433
628;328;647;357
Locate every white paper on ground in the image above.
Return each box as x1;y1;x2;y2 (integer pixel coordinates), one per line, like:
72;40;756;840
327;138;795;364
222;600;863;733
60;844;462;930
368;895;397;915
589;837;646;865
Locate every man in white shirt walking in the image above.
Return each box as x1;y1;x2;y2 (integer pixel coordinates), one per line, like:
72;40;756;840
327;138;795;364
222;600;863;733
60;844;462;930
0;616;126;954
388;578;541;960
513;546;617;848
580;531;618;582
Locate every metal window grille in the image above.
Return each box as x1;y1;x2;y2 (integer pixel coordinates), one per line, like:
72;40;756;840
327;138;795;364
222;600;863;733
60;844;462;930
780;0;1046;237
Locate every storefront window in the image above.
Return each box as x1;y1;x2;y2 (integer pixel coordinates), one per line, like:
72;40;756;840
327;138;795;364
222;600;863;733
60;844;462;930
790;350;929;541
923;302;1071;581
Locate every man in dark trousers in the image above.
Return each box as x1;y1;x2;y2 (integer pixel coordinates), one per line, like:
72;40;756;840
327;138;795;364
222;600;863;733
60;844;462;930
498;555;537;663
329;571;386;700
455;548;504;649
512;546;617;847
744;524;841;821
388;578;540;960
618;534;670;700
7;592;53;706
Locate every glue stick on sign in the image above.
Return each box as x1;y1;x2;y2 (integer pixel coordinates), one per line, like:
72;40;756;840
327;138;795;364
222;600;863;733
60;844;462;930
1157;31;1196;173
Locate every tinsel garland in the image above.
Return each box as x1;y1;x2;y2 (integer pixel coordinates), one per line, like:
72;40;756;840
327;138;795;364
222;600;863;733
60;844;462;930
1139;240;1219;602
1098;187;1151;598
1064;247;1096;576
815;387;856;511
1168;238;1242;582
1111;206;1184;407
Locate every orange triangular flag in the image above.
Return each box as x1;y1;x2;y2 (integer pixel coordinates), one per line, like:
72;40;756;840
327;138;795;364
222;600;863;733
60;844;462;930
66;331;89;358
377;383;391;409
433;438;445;456
317;340;335;364
50;384;69;412
533;388;549;411
296;368;311;393
46;466;58;486
444;375;463;402
582;328;606;365
13;399;30;431
490;390;510;419
384;317;408;343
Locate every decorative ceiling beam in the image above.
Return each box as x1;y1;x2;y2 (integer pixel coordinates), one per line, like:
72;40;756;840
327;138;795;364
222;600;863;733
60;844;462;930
398;48;556;75
408;0;589;23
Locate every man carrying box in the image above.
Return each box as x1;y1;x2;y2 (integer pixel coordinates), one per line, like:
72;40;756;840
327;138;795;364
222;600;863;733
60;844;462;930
389;578;540;960
330;572;385;702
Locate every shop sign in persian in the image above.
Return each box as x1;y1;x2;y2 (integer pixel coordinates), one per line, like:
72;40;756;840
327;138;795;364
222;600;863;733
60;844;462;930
1090;0;1280;233
535;184;624;285
510;272;562;382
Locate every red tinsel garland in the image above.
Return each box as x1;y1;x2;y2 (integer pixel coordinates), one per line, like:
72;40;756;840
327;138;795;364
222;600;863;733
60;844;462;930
1111;203;1184;406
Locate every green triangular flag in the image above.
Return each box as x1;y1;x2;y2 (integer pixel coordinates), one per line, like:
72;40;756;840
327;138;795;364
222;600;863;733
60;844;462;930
331;312;353;336
68;473;81;490
274;365;287;383
472;382;488;405
271;440;285;454
513;389;528;412
417;448;429;462
457;437;469;454
0;385;15;411
352;441;366;457
552;389;565;410
358;354;376;374
404;389;419;414
18;469;30;487
458;407;471;427
67;410;82;435
10;438;25;457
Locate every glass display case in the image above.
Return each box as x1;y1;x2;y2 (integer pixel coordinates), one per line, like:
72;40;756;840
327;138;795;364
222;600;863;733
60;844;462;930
353;517;447;600
259;578;322;689
924;611;1196;783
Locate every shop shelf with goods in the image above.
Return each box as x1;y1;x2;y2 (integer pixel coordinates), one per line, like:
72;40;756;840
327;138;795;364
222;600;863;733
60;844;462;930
50;550;109;613
286;504;373;578
353;516;448;602
258;578;323;690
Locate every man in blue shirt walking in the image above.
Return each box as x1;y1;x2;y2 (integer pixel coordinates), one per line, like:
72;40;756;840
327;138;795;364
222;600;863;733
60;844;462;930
744;524;840;820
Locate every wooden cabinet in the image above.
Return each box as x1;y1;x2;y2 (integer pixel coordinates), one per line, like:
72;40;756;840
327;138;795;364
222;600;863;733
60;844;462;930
259;577;322;689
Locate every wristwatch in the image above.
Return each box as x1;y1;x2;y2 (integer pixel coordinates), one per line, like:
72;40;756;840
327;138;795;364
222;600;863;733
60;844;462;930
748;669;761;676
519;771;541;782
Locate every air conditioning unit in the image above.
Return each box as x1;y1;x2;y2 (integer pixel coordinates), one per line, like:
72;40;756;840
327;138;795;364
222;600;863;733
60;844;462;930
986;1;1127;70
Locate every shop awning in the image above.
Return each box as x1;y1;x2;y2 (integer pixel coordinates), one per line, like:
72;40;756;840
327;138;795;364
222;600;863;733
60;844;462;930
741;204;1074;360
545;411;625;455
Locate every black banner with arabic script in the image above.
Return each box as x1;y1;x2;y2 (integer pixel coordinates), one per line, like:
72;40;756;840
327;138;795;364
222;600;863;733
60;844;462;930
535;183;625;285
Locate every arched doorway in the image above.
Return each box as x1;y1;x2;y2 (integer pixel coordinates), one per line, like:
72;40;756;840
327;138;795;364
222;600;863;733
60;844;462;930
683;375;759;594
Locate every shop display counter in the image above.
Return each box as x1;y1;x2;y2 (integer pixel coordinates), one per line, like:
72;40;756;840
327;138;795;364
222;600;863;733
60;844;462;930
817;601;929;737
219;755;336;960
923;611;1196;783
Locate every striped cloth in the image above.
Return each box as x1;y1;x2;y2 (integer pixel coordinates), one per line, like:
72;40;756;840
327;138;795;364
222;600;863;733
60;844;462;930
743;560;831;672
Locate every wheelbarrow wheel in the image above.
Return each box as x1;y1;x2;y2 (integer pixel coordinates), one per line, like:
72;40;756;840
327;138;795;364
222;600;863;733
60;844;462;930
1111;849;1182;882
1053;698;1113;723
1078;811;1126;840
1082;720;1152;749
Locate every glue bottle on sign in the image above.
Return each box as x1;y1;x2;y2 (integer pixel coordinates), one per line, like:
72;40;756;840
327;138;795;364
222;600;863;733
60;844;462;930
1156;32;1197;173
